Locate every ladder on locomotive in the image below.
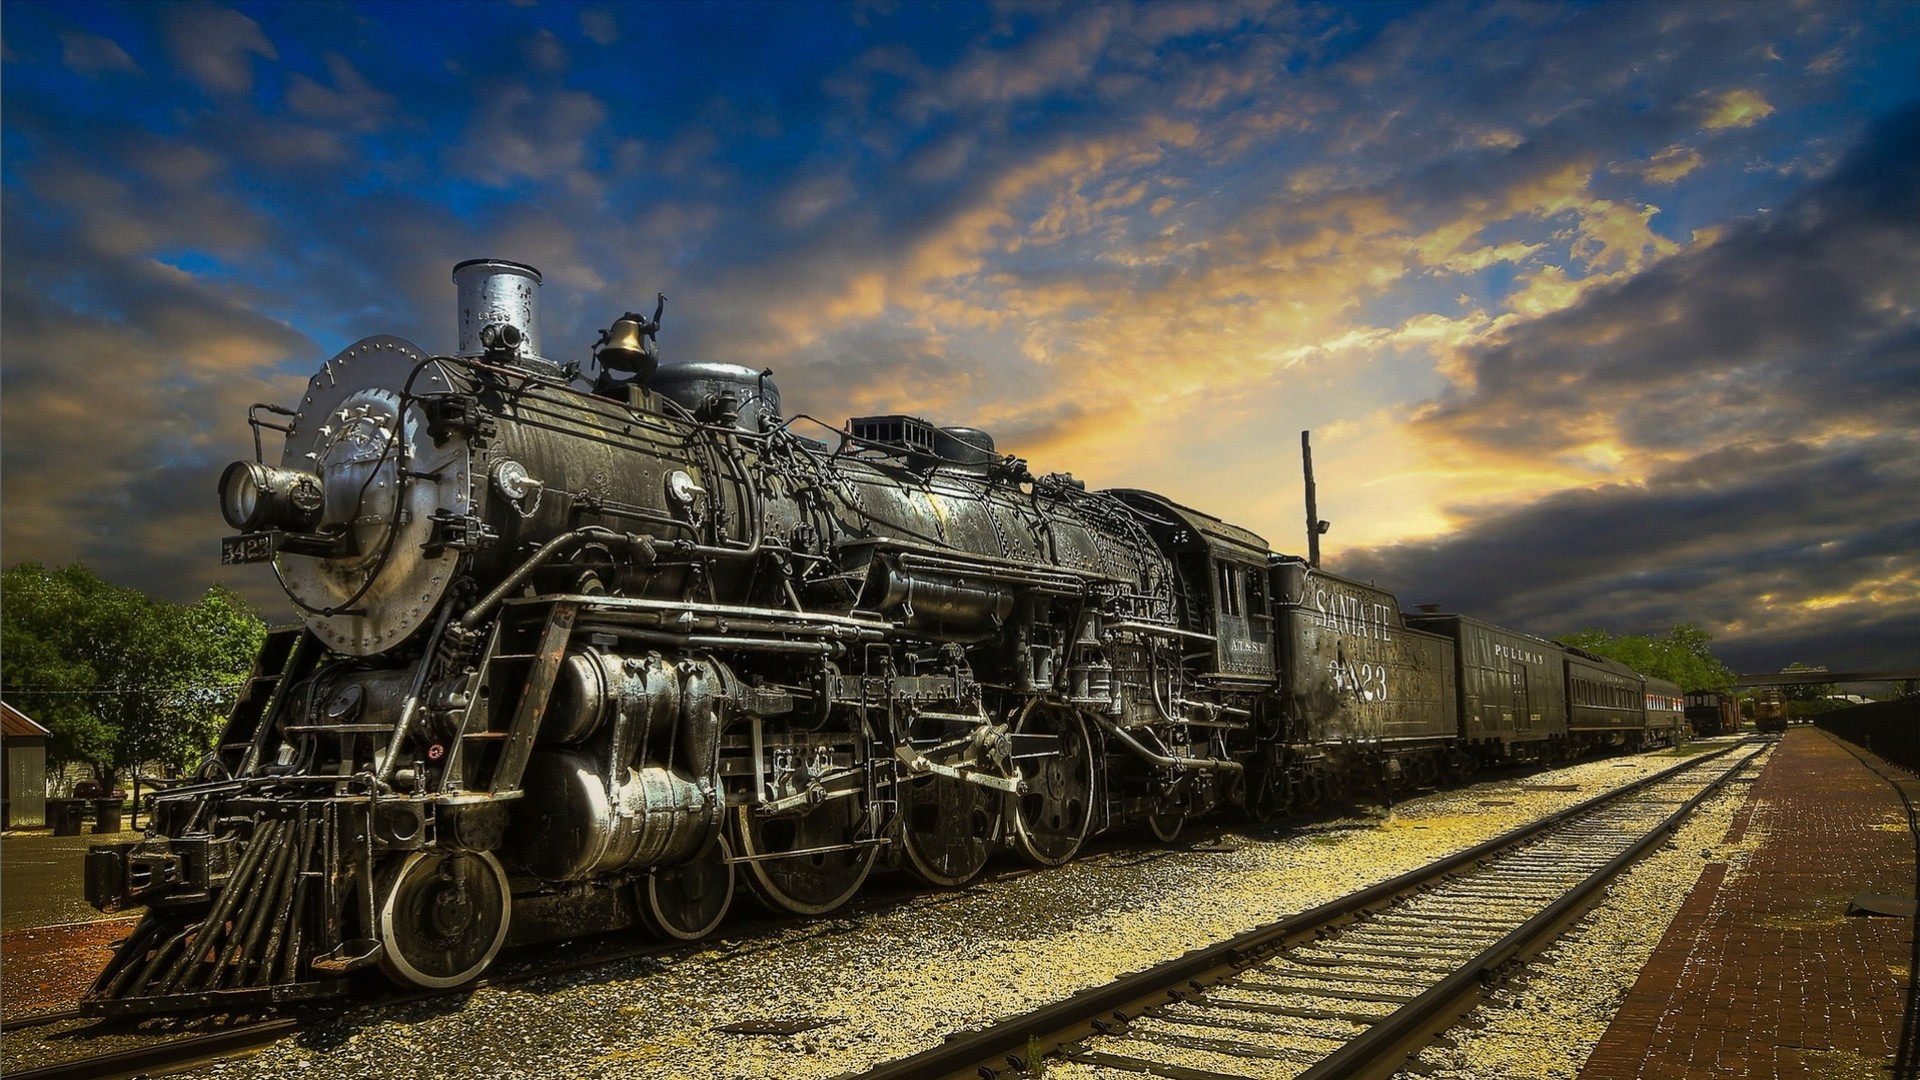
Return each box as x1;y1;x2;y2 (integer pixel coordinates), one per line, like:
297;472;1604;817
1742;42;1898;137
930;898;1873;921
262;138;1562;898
216;626;317;777
442;599;579;798
212;606;582;795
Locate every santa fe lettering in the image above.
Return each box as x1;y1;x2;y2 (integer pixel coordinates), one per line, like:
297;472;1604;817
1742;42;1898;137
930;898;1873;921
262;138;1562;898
1312;584;1394;642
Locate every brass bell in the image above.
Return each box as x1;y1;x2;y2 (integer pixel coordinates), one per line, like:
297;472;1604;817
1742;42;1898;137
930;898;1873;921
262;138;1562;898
595;294;665;380
596;314;653;377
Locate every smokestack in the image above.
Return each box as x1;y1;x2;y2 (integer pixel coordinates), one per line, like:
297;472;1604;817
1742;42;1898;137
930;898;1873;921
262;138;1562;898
453;259;544;363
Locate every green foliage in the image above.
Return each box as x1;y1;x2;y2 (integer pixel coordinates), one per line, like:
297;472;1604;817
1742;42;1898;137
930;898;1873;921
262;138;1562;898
1025;1034;1049;1078
1556;623;1737;692
1;562;266;788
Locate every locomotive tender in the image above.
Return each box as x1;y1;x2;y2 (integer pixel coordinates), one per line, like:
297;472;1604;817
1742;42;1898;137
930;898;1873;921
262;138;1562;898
82;260;1688;1014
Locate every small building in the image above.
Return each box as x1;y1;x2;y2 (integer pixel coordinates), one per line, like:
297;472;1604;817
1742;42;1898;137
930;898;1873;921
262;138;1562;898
3;701;51;829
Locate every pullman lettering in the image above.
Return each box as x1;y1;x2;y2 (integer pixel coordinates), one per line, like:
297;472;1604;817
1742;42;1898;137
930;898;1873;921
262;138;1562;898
1492;642;1545;666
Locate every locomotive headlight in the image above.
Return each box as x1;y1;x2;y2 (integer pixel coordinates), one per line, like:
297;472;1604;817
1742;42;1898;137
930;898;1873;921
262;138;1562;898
219;461;326;533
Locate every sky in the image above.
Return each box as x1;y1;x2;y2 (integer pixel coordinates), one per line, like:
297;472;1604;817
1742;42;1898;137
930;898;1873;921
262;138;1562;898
2;0;1916;675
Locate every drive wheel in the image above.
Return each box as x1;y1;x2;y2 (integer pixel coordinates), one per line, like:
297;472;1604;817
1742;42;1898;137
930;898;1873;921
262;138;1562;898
376;850;510;989
899;773;1003;887
734;797;876;916
1010;704;1096;867
640;835;734;941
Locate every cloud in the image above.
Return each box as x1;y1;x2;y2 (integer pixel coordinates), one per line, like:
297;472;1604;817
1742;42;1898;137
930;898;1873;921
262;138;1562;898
18;151;268;260
454;84;610;189
1342;102;1920;670
0;266;315;614
163;5;278;97
1333;438;1920;672
659;1;1816;545
59;30;143;78
4;0;1916;665
1632;144;1705;185
937;6;1118;108
1701;88;1775;130
526;29;570;74
285;53;395;131
778;172;859;230
580;9;619;46
1417;101;1920;467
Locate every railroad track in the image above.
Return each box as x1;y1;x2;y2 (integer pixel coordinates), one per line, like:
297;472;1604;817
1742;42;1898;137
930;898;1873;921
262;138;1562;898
5;745;1758;1080
852;738;1767;1080
0;838;1126;1080
3;1015;310;1080
1;917;737;1080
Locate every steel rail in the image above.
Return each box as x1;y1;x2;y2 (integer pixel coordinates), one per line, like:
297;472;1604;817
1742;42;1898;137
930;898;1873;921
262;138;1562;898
1296;740;1766;1079
3;835;1121;1080
5;1017;310;1080
3;929;686;1080
846;738;1763;1080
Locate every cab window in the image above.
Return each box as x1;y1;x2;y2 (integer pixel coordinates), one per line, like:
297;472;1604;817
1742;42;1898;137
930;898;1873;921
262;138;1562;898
1217;563;1242;617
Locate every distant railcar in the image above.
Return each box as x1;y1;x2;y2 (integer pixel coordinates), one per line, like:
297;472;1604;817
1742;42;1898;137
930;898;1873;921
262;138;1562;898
1642;677;1687;748
1563;647;1649;749
1270;562;1459;803
1685;690;1740;736
1754;687;1790;733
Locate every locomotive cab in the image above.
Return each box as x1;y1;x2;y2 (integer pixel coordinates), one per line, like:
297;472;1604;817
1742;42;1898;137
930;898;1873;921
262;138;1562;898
1106;490;1275;682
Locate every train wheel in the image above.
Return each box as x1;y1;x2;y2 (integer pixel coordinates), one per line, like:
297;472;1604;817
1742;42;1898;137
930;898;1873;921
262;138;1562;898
899;773;1003;887
1146;810;1185;843
734;798;877;916
1245;762;1287;823
375;850;511;989
1010;705;1095;867
640;834;734;941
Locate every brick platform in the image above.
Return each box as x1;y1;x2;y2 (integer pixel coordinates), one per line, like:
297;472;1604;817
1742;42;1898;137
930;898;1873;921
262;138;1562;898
1580;728;1919;1079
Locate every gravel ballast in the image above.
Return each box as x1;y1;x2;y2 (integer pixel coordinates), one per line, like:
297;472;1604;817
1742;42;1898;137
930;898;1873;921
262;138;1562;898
143;741;1757;1080
1399;745;1770;1080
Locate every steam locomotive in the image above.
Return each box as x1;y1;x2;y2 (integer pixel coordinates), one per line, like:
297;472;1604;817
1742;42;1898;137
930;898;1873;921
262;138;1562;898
81;260;1687;1015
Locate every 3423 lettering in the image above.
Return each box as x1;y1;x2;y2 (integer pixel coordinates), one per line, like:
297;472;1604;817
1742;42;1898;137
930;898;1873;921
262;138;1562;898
1332;657;1390;703
221;533;277;565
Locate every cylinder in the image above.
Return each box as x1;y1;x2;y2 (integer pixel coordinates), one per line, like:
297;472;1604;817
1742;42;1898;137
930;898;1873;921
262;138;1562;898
453;259;543;361
542;648;680;748
934;426;996;468
506;750;719;880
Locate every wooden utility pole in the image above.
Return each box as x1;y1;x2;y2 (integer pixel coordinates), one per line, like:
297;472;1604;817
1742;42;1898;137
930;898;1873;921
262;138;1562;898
1302;431;1327;567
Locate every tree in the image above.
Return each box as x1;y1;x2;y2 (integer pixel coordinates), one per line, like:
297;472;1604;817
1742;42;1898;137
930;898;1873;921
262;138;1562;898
1;562;266;793
1556;624;1737;692
1778;662;1840;716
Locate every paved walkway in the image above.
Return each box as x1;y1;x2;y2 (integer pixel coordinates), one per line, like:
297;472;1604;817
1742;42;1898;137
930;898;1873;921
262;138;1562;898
3;826;147;1016
1581;727;1919;1079
1;825;145;929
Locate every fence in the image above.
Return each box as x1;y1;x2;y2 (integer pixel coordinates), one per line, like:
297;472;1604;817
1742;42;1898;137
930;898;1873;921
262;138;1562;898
1818;695;1920;775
